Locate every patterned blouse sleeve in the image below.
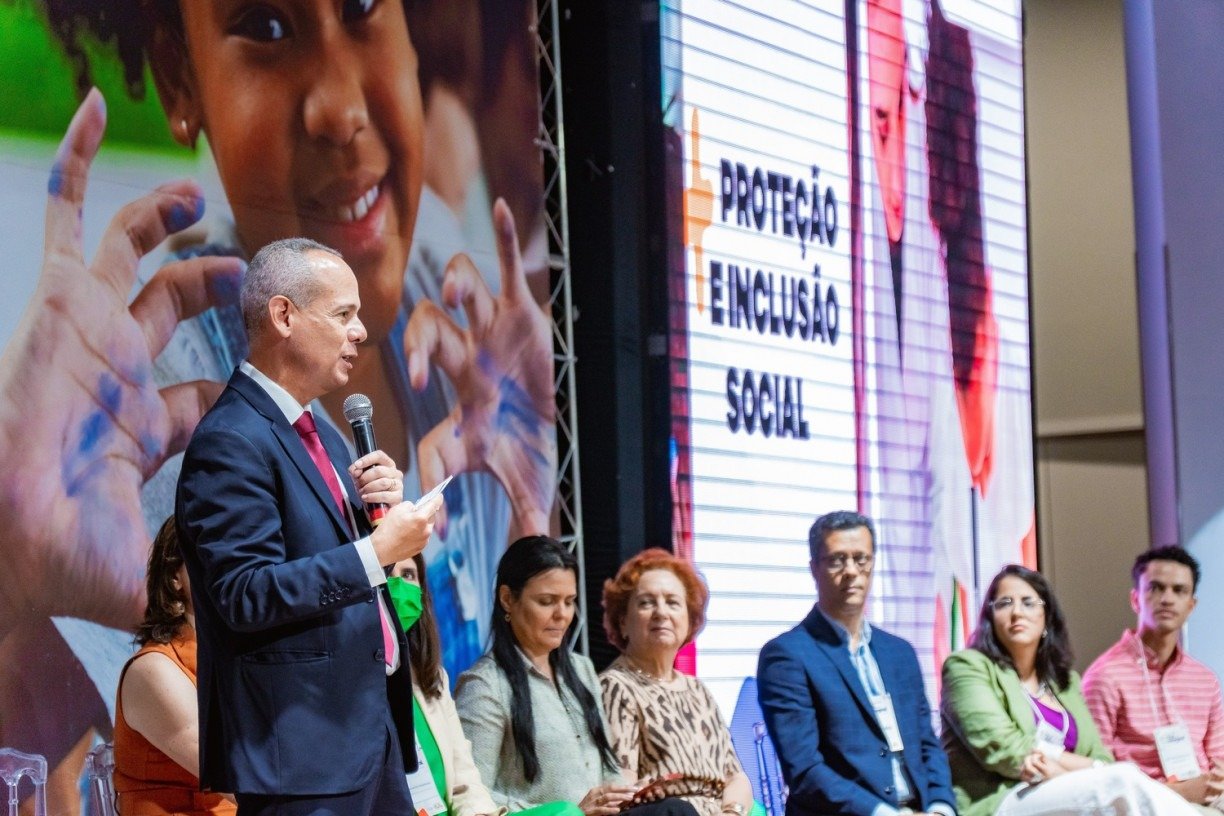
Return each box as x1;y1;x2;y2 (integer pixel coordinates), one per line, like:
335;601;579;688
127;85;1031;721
700;679;745;779
600;670;643;779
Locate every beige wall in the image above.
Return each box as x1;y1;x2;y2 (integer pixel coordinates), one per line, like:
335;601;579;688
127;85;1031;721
1024;0;1148;669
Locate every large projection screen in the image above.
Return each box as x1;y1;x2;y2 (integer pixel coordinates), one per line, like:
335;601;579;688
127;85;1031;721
0;1;550;807
662;0;1036;721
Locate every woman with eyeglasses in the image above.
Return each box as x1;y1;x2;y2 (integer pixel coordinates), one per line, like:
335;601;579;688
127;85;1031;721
941;564;1200;815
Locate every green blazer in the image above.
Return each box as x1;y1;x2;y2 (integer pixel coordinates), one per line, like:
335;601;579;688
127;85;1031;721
939;649;1114;816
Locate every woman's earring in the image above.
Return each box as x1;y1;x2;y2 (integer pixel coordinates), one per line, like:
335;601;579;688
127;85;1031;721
504;612;511;622
1041;629;1048;640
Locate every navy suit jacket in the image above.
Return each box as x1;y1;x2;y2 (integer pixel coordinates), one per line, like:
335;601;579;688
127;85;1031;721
757;605;955;816
176;369;414;795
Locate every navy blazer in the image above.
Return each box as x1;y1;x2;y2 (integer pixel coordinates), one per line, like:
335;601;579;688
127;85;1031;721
176;369;414;796
757;605;955;816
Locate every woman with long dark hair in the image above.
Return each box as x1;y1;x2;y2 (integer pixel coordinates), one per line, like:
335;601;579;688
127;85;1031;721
453;536;636;815
941;564;1198;815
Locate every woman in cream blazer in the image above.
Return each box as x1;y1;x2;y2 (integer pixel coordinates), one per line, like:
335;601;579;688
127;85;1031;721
392;555;506;816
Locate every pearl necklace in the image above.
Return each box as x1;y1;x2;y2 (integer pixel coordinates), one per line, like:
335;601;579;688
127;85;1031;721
624;656;678;684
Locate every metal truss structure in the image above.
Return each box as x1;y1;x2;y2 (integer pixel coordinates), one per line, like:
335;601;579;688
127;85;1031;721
534;0;588;651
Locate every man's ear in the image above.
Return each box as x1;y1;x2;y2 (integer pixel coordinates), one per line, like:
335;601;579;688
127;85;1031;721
146;16;203;148
268;296;294;338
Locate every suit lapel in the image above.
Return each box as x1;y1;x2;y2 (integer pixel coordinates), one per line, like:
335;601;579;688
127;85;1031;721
230;371;353;539
999;663;1038;737
803;607;880;733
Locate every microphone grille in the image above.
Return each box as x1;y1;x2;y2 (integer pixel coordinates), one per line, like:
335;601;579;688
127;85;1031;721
342;393;373;423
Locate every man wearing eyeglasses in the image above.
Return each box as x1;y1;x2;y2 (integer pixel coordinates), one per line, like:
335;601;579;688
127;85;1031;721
1082;546;1224;813
757;511;957;816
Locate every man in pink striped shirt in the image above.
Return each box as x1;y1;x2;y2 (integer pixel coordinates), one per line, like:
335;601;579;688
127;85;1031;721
1083;546;1224;812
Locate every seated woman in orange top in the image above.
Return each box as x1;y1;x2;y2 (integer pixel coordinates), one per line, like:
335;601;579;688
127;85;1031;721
113;517;235;815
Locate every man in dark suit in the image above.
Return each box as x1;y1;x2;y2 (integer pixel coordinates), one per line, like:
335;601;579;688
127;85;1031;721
757;511;956;816
177;238;443;815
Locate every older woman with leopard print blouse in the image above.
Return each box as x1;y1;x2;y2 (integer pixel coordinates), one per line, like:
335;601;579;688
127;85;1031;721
600;550;754;816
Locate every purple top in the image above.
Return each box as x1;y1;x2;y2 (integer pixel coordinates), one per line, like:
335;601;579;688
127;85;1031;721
1033;696;1078;751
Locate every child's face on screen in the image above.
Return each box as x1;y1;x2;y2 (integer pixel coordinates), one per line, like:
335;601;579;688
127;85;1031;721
175;0;424;341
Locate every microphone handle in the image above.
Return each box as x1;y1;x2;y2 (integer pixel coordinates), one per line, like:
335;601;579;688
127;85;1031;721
350;418;388;525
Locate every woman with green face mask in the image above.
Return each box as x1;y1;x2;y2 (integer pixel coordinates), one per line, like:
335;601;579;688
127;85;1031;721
388;555;509;816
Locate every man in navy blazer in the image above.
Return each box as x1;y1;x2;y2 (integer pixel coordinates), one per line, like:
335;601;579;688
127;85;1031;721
757;511;956;816
177;238;443;815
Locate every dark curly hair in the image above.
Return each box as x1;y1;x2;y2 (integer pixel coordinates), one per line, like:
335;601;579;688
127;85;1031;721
969;564;1074;692
28;0;455;102
1132;545;1201;593
135;515;189;646
23;0;180;100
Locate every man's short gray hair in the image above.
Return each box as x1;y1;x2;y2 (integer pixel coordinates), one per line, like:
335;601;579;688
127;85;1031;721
240;237;344;339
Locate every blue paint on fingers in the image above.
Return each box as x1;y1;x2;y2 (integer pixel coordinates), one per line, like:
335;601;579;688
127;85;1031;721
168;195;204;233
495;374;550;469
64;375;124;497
206;262;244;306
47;160;66;197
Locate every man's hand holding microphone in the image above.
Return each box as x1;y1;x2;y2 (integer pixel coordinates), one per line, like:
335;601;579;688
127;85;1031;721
343;392;447;567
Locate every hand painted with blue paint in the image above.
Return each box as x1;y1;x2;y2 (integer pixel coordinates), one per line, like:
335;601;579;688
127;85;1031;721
0;89;244;634
405;197;556;539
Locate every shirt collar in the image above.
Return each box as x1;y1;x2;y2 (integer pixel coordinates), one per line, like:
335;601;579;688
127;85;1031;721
1127;628;1183;671
818;606;873;650
515;645;553;679
241;360;307;425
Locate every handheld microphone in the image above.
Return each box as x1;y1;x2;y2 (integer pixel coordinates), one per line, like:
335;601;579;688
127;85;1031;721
341;393;388;526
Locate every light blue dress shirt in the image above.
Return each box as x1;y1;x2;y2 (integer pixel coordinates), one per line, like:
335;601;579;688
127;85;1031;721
817;609;955;816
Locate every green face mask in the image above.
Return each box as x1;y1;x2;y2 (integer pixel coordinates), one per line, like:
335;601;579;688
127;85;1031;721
386;577;423;632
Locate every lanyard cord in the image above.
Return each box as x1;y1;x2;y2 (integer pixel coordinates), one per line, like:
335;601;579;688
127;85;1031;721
1131;631;1184;728
1024;684;1071;745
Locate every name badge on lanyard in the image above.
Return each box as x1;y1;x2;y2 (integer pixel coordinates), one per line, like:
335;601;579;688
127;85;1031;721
1033;719;1067;760
1132;632;1202;782
1155;723;1202;782
1023;690;1069;760
871;693;905;753
405;738;448;816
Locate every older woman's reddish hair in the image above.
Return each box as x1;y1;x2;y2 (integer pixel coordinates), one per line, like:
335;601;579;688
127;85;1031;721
602;548;709;652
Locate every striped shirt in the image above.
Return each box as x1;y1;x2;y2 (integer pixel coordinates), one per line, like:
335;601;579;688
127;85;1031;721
1082;629;1224;780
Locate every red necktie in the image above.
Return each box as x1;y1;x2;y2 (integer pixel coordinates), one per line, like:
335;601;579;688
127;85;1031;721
293;411;396;668
293;411;347;519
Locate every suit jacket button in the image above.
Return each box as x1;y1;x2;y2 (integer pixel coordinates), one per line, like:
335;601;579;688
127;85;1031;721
879;748;887;757
885;786;894;796
374;648;385;662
